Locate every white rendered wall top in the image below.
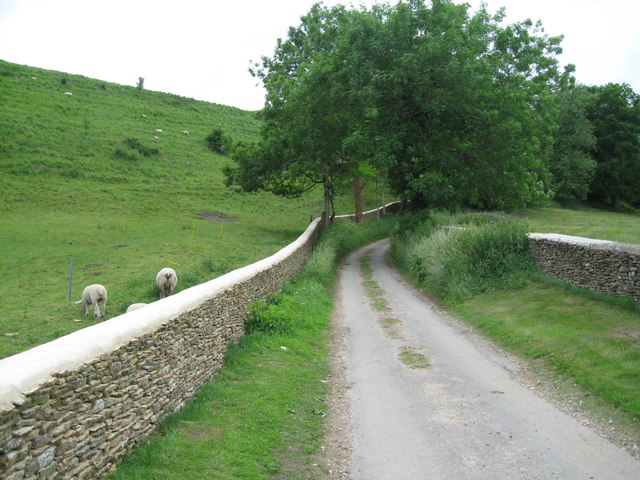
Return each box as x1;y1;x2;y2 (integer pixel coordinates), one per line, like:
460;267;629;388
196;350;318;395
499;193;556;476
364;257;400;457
529;233;640;254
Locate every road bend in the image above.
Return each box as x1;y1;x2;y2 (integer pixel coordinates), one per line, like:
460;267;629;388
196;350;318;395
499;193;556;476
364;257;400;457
336;238;640;480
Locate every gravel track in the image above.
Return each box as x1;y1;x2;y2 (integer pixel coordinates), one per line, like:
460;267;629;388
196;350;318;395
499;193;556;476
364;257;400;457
320;239;640;480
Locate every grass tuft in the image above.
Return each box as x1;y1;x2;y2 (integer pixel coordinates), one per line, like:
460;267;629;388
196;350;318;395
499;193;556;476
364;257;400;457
398;346;430;369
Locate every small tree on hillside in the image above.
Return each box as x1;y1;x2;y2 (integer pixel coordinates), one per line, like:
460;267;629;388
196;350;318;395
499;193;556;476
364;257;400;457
206;128;232;155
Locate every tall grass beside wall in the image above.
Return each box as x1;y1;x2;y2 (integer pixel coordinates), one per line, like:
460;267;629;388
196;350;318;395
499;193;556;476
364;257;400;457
111;216;397;480
391;210;537;304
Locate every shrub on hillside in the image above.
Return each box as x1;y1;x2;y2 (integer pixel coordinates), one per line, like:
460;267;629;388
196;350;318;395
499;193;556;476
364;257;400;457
205;128;232;155
115;137;161;161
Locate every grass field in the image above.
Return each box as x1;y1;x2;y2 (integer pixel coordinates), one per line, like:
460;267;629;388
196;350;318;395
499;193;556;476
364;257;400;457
517;204;640;244
0;60;385;359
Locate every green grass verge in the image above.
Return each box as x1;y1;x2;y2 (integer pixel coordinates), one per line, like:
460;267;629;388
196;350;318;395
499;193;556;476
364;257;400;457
110;217;397;479
455;281;640;420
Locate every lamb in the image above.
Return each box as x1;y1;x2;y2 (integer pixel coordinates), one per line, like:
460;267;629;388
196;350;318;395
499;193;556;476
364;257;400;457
126;302;148;313
156;268;178;298
75;284;107;318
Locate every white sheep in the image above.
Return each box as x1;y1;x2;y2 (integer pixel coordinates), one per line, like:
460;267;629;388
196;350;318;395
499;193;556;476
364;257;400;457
154;128;163;133
126;302;148;313
75;284;107;318
181;130;189;136
156;268;177;298
64;91;73;96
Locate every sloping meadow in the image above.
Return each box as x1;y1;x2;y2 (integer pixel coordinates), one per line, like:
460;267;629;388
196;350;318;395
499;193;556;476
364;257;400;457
0;60;377;358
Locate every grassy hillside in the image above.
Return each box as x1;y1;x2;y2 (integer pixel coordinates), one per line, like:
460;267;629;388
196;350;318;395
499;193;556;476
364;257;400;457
0;60;381;359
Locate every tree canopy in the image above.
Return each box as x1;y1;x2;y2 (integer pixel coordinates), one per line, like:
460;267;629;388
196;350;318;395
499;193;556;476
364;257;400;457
585;83;640;209
224;0;638;215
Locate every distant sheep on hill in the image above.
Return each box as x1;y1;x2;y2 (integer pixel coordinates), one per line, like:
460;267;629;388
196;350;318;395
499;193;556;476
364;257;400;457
156;268;178;298
126;303;148;313
181;130;189;136
75;284;107;318
64;92;73;96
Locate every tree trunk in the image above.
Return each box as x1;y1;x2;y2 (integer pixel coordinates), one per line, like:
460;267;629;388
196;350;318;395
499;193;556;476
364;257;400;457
322;159;331;228
612;193;621;210
354;176;363;223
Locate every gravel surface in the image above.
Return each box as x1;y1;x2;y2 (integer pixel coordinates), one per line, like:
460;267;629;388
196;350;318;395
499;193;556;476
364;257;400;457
316;239;640;479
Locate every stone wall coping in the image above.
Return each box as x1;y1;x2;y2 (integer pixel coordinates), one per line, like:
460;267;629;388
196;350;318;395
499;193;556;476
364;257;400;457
528;233;640;254
334;201;401;220
0;217;322;411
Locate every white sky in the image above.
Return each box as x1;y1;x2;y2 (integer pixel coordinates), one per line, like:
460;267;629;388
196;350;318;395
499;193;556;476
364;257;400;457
0;0;638;111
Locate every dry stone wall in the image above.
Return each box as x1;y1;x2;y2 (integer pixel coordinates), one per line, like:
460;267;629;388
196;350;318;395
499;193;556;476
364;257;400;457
529;233;640;303
0;217;322;480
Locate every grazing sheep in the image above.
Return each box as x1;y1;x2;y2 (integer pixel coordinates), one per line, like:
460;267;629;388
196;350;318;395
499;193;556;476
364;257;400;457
181;130;189;136
154;128;163;133
64;91;73;96
153;135;159;141
75;284;107;318
156;268;177;298
126;302;148;313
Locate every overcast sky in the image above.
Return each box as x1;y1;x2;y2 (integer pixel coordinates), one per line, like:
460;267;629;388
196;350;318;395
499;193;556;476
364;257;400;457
0;0;638;111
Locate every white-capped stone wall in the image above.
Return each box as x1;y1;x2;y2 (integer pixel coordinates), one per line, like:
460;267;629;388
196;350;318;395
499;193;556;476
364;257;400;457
334;201;402;222
528;233;640;303
0;217;323;480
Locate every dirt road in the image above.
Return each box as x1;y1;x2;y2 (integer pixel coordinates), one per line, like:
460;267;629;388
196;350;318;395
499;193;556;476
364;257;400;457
330;239;640;480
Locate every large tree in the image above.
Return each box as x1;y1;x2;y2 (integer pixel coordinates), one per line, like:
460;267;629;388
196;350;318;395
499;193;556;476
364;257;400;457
225;0;573;217
369;0;571;210
548;86;597;201
586;83;640;209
